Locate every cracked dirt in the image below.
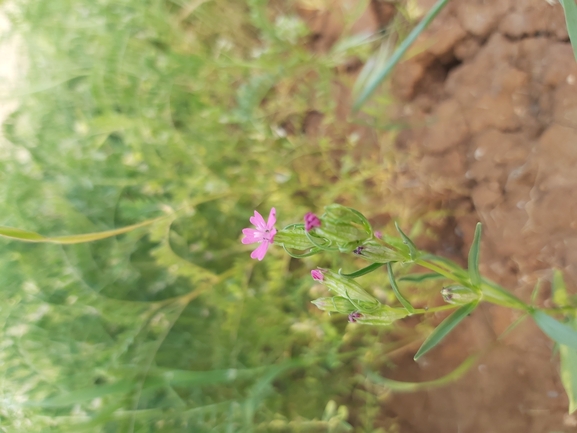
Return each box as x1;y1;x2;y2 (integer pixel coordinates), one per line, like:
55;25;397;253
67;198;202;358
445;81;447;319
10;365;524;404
380;0;577;431
300;0;577;431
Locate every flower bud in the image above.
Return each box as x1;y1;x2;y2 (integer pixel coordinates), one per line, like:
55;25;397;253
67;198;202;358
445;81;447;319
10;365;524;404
353;242;404;263
304;212;321;231
311;268;378;303
313;204;371;244
274;226;315;251
312;296;356;314
354;305;409;326
311;269;324;281
348;311;362;323
441;285;480;305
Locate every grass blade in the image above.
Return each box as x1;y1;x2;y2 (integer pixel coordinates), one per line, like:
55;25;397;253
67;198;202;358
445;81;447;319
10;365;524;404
532;310;577;350
468;222;482;288
560;0;577;62
387;263;415;313
414;302;478;360
340;262;384;278
0;216;164;244
367;353;479;392
352;0;451;110
29;381;134;407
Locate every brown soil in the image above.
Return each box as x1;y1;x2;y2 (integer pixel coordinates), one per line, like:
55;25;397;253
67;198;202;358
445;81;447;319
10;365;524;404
383;0;577;430
299;0;577;432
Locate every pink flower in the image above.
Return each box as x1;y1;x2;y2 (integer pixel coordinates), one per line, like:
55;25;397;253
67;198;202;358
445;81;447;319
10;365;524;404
241;208;277;261
374;231;382;239
311;269;324;281
304;212;321;231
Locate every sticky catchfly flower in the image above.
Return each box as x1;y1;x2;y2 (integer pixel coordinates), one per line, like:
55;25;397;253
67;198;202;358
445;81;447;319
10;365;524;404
241;208;277;261
304;212;321;232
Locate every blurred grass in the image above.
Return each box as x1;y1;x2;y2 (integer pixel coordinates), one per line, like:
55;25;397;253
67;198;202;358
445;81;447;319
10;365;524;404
0;0;409;431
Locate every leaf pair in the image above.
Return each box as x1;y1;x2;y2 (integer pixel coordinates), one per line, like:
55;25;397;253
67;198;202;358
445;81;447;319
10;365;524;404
412;223;482;360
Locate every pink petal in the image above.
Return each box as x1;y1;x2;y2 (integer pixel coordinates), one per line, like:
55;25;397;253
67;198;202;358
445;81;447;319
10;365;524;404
266;207;277;230
311;269;324;281
250;241;270;261
250;210;266;230
242;228;262;244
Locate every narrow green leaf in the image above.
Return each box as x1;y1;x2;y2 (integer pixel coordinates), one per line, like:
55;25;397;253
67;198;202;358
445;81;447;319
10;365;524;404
30;381;134;407
560;0;577;62
352;0;451;110
553;269;569;307
481;279;528;310
387;263;415;313
398;272;446;283
414;302;478;360
0;216;164;244
468;222;482;288
394;221;418;260
532;310;577;350
340;262;384;278
561;341;577;414
420;254;469;280
367;353;479;392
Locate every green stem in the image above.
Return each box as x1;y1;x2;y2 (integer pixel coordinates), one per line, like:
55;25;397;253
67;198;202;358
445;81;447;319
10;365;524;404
412;304;458;314
415;259;459;282
416;258;528;311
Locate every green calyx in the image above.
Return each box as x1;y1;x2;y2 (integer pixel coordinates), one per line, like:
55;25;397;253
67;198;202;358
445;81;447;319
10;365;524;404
318;269;378;304
353;242;404;263
441;285;481;305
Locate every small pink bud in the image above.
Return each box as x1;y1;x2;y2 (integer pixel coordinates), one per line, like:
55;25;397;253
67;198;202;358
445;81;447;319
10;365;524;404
374;231;382;239
311;269;324;281
304;212;321;232
348;311;363;323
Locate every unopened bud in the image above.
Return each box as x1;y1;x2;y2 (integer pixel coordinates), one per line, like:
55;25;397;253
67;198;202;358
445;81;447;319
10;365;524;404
312;296;356;314
354;305;409;326
311;269;324;281
275;226;315;251
353;242;403;263
312;269;377;303
441;285;480;305
304;212;321;231
348;311;363;323
313;204;371;244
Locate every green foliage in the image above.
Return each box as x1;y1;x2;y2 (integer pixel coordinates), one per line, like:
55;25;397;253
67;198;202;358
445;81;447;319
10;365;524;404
386;263;414;313
367;354;479;392
0;0;391;431
560;328;577;414
550;270;577;413
352;0;451;110
560;0;577;62
531;311;577;350
414;302;478;360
